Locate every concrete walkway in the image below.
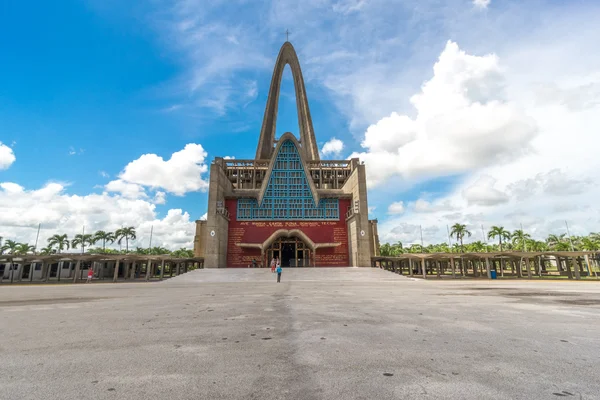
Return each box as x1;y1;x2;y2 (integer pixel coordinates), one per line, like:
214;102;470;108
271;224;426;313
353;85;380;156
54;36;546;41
166;267;414;283
1;268;599;399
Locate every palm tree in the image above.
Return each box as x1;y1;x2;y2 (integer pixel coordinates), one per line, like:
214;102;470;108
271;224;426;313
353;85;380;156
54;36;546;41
39;246;55;255
546;234;566;250
580;237;599;251
450;223;471;253
47;234;70;253
93;231;115;252
14;243;35;255
149;246;170;255
408;244;424;254
115;227;136;253
390;242;403;256
135;247;149;255
72;234;94;254
527;239;548;252
1;239;19;254
380;243;392;256
468;241;486;253
172;248;194;258
511;229;531;251
488;226;511;251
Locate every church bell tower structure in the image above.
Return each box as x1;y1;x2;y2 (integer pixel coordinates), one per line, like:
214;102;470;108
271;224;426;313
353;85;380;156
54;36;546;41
194;42;379;268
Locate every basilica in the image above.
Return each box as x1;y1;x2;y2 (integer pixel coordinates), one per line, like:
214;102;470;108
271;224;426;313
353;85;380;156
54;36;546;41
193;42;379;267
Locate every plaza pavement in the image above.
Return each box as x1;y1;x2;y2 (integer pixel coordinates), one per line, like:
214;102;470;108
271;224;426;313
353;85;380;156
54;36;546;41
1;268;599;399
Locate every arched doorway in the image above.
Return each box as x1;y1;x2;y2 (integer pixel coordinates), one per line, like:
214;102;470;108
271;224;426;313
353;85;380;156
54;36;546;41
265;236;312;267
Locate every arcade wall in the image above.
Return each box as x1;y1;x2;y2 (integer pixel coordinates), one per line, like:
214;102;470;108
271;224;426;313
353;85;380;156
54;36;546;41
225;199;350;267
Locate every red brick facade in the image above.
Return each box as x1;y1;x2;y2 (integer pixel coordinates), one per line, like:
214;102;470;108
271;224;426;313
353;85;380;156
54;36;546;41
226;199;350;267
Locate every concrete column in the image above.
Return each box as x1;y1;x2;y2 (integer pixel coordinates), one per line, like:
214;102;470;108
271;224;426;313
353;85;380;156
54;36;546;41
572;256;581;280
145;259;152;281
485;257;491;279
113;260;120;283
17;263;23;282
9;260;15;284
516;258;523;278
408;259;413;277
437;261;441;278
73;260;81;283
527;258;532;279
41;262;48;282
562;257;573;279
160;260;165;280
450;257;456;278
46;262;54;281
421;258;426;279
130;263;136;280
176;263;181;276
585;255;597;279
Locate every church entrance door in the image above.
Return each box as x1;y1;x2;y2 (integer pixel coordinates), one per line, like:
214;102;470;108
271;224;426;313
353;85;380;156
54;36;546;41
265;236;312;267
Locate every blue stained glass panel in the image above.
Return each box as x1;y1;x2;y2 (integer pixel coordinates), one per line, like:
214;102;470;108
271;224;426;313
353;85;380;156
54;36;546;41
237;140;339;220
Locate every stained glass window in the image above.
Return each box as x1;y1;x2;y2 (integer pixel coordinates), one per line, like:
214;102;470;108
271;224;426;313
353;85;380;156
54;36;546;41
237;140;339;220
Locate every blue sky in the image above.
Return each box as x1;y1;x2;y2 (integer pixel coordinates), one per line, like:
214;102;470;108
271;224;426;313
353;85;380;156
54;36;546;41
1;0;600;249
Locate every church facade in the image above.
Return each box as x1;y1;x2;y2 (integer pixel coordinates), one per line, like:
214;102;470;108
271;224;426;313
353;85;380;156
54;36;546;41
194;42;379;268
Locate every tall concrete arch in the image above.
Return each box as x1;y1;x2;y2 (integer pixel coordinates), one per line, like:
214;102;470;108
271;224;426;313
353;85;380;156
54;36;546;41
255;42;320;161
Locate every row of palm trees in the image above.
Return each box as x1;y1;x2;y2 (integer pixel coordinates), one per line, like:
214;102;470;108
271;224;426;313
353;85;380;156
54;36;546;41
380;223;600;256
87;246;194;258
0;227;137;255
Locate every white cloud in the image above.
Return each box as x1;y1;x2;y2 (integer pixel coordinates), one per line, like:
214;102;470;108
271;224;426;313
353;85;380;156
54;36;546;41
155;2;271;113
473;0;491;9
0;182;195;250
162;104;182;113
387;201;405;215
534;82;600;111
332;0;367;14
199;213;207;221
244;80;258;102
0;142;16;170
68;147;84;156
320;138;344;157
462;175;509;206
412;199;456;214
113;144;209;196
154;191;167;205
99;171;110;178
351;41;538;187
507;169;589;201
105;179;147;199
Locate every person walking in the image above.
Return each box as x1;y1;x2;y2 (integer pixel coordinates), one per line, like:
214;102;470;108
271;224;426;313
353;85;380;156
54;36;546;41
276;262;282;283
270;257;276;273
86;266;94;283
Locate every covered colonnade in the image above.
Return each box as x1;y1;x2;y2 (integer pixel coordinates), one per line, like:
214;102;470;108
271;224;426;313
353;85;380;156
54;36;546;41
372;251;600;280
0;254;204;284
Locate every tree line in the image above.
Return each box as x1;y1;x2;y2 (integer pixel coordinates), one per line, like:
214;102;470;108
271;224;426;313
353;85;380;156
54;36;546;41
380;223;600;256
0;227;194;258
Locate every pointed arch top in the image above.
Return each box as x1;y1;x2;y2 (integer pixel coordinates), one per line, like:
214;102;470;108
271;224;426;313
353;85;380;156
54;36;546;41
255;42;320;161
257;132;320;207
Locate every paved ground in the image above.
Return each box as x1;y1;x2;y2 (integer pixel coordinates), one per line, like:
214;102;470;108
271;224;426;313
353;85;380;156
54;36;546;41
1;268;600;400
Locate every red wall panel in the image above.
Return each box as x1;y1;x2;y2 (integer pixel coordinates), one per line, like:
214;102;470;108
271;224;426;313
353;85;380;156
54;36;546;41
226;199;350;267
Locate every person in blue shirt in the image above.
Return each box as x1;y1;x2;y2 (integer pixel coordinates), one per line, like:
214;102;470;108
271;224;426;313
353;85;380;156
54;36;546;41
276;261;282;283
